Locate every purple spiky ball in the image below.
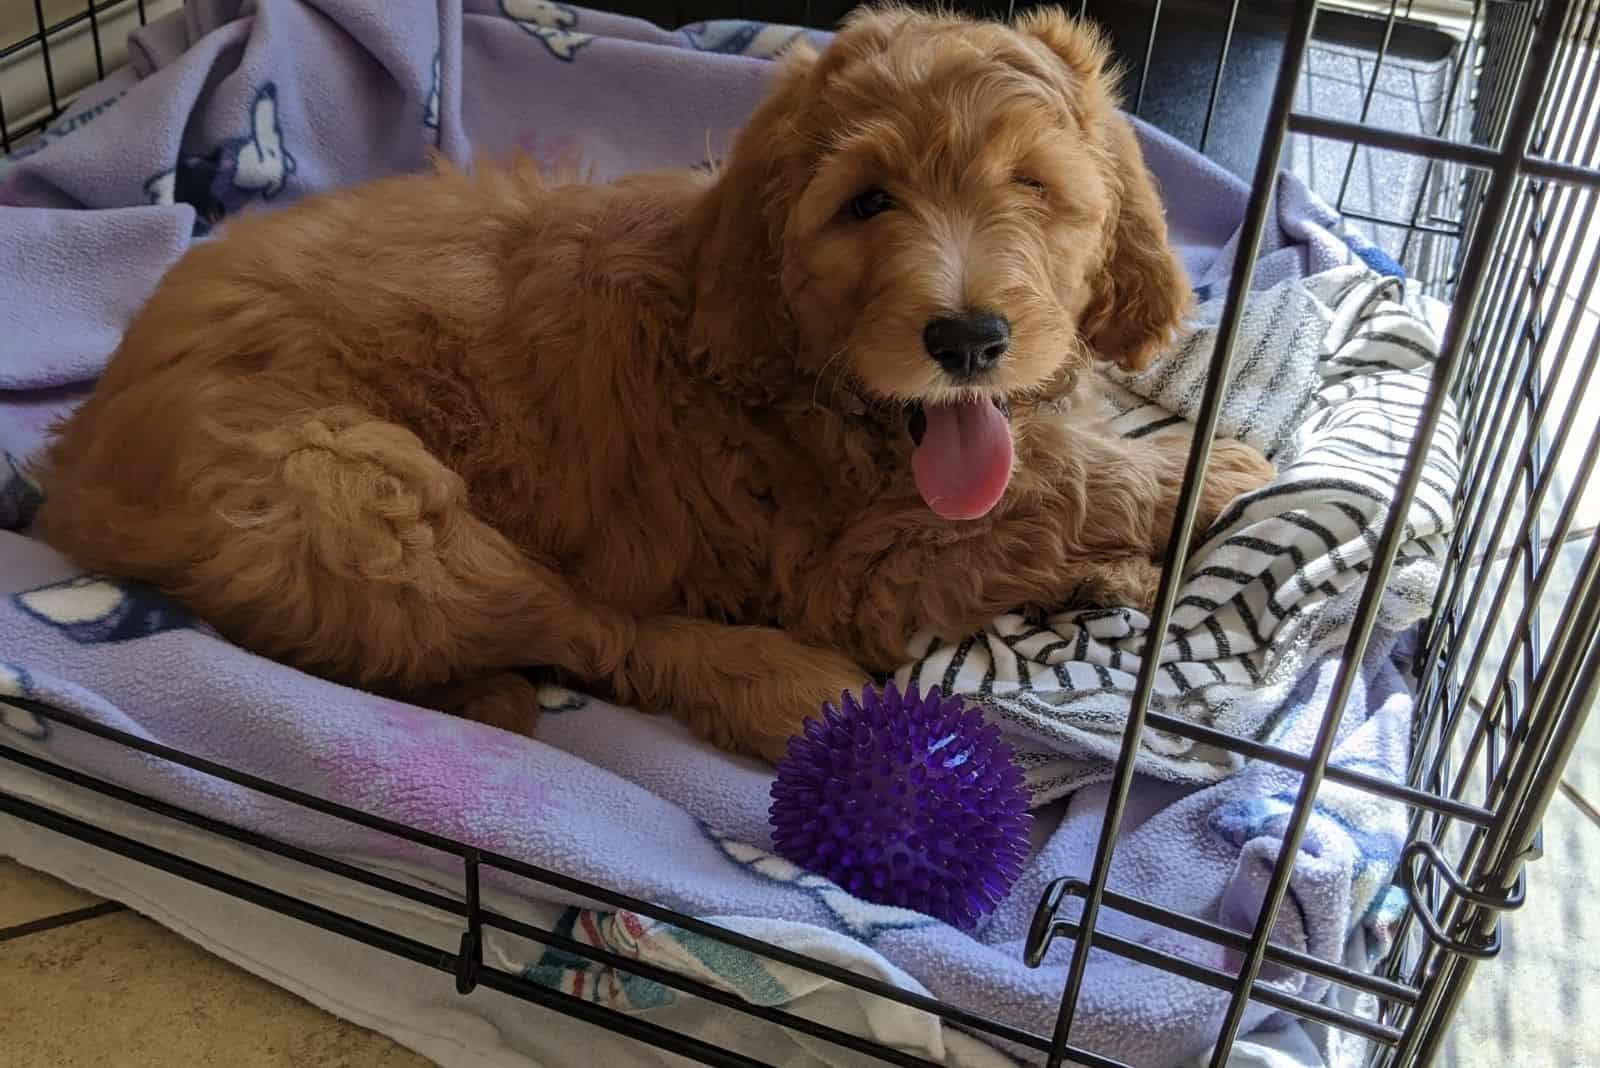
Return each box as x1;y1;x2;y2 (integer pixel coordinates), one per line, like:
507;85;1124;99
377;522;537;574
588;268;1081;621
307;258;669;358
767;682;1033;929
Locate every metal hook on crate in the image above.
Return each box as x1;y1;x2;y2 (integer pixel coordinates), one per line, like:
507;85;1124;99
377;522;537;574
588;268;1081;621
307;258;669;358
1401;840;1526;961
455;852;484;994
1024;877;1091;967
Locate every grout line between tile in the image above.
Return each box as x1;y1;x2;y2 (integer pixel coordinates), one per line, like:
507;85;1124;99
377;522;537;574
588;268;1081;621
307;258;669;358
1469;523;1597;571
0;899;125;943
1558;779;1600;833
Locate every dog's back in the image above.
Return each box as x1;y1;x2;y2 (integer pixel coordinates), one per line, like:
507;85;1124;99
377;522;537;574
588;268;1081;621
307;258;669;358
44;160;697;551
35;157;708;700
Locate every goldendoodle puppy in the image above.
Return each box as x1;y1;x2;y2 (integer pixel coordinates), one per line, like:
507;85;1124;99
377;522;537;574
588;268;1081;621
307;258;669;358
37;7;1274;758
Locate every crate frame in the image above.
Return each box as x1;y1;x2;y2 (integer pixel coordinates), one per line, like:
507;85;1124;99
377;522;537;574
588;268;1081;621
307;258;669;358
3;1;1598;1066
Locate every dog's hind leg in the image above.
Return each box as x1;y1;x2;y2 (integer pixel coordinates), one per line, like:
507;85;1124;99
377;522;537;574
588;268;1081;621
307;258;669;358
46;404;863;756
40;406;633;730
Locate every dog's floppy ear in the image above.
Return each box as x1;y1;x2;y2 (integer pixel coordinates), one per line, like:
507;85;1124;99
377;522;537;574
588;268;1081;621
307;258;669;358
1018;10;1190;372
685;45;820;400
1080;115;1190;372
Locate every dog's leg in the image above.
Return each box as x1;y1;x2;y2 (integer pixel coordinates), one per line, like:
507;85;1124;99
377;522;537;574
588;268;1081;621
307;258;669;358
792;427;1271;667
1062;555;1165;615
42;408;633;732
609;618;870;762
1142;432;1276;555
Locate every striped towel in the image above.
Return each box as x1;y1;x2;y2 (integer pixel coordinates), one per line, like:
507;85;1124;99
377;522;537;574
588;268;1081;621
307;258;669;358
893;265;1457;803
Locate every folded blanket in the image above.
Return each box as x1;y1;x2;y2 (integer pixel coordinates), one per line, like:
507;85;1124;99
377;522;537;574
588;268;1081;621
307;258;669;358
903;266;1457;802
0;4;1440;1067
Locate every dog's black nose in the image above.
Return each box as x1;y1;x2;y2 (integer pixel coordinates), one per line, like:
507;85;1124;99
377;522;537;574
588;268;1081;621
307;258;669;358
923;313;1011;378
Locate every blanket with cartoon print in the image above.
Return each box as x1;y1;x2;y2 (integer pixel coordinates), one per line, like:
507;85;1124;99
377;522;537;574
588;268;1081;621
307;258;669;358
0;4;1440;1067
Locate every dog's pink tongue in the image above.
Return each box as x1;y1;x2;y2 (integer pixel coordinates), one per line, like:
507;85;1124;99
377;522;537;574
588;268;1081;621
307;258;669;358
911;399;1014;520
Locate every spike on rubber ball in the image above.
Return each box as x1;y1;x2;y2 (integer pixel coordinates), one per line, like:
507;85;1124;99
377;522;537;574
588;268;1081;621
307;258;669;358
767;682;1033;929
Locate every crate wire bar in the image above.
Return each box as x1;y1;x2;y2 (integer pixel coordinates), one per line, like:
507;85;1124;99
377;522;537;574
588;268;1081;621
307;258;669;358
1038;5;1324;1067
2;0;1599;1066
0;1;142;151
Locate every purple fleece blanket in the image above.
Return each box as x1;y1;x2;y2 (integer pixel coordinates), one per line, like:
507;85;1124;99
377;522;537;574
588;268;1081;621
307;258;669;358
0;4;1417;1066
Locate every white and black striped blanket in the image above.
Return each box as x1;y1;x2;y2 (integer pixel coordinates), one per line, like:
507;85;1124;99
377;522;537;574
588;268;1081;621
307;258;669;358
892;265;1457;803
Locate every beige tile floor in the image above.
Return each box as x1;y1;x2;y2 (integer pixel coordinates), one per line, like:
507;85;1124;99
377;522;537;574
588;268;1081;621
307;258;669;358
0;860;434;1068
1438;711;1600;1068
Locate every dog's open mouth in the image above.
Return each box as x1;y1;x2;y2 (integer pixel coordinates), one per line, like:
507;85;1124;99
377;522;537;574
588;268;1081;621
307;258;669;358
907;397;1014;521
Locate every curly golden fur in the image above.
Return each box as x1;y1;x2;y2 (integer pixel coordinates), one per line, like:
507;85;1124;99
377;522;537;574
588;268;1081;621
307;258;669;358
37;7;1273;759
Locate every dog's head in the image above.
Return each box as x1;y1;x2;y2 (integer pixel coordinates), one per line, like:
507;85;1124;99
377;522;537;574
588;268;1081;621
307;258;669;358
692;6;1188;519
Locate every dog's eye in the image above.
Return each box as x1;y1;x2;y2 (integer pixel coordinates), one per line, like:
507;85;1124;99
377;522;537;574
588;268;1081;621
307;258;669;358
1013;173;1047;195
847;188;894;220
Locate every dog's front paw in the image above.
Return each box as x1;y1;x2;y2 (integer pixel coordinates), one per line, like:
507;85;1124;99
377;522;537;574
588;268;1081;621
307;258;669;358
663;635;873;764
742;649;875;764
1063;556;1164;615
1195;439;1274;532
416;671;542;735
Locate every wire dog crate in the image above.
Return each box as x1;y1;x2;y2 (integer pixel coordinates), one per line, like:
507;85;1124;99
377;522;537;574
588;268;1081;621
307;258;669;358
1;0;1597;1065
